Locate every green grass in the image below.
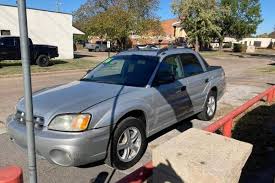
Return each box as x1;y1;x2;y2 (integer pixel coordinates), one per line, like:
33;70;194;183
200;50;232;57
257;65;275;73
0;58;100;77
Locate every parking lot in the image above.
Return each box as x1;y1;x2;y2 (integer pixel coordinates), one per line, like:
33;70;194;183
0;51;274;182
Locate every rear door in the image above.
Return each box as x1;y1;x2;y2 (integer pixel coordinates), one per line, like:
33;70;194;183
180;53;209;111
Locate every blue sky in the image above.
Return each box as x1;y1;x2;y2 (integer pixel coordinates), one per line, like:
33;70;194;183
0;0;274;34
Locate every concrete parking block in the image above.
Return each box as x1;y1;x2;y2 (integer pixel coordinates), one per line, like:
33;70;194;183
152;128;253;183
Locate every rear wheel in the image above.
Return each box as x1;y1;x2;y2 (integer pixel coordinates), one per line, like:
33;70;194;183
36;55;50;67
105;117;147;170
197;91;217;121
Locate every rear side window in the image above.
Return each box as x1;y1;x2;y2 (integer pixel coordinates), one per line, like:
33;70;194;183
180;53;204;77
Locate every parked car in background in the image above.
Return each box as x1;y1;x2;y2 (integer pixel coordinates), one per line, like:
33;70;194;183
85;41;109;52
0;36;59;67
7;48;225;170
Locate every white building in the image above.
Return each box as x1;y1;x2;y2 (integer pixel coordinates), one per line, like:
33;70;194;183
0;4;84;59
210;37;237;48
239;38;275;48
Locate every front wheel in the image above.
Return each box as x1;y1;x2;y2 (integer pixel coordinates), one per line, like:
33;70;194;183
105;117;147;170
197;91;217;121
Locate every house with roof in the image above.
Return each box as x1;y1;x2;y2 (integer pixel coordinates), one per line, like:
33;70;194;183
0;4;84;59
130;18;187;47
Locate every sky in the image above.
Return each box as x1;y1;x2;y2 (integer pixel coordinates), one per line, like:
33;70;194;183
0;0;274;35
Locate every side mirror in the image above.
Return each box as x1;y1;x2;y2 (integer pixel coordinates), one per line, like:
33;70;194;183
154;72;175;85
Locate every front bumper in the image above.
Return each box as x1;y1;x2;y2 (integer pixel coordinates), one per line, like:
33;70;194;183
6;115;110;167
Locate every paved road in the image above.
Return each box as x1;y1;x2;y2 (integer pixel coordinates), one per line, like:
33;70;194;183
0;55;274;182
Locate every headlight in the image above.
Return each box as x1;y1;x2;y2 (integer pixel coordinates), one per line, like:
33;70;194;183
48;114;91;132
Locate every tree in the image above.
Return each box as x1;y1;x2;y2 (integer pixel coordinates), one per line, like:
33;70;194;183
172;0;221;52
73;0;159;22
172;0;262;52
256;33;269;38
216;0;262;51
74;0;162;49
84;7;134;49
83;7;163;49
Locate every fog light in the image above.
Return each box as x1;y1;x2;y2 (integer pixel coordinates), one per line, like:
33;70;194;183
49;149;72;166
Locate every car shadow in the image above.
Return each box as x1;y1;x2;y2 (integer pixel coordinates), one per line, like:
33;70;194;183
0;61;22;67
89;169;116;183
51;60;68;65
232;104;275;183
147;118;193;143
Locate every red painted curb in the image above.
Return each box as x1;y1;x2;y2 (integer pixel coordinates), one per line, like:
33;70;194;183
0;166;23;183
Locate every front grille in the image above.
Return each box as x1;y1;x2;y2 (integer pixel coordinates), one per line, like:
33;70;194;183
15;110;44;130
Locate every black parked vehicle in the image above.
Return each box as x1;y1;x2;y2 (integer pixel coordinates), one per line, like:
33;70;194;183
0;36;59;67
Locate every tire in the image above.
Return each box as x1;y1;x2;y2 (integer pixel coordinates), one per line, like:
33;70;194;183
197;91;217;121
105;117;147;170
88;49;93;52
36;55;50;67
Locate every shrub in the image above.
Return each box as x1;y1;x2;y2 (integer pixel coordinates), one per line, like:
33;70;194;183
223;42;232;48
233;43;247;52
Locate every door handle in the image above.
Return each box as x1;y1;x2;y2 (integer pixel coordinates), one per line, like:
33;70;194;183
205;78;209;83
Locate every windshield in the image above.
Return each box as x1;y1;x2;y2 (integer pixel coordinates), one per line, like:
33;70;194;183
82;55;159;87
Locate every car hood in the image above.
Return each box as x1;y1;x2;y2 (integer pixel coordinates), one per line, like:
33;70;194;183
17;81;136;123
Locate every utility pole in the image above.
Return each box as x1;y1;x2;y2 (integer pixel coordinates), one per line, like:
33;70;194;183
56;0;62;12
17;0;37;183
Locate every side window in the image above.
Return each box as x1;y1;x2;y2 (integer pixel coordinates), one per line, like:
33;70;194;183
158;55;184;80
0;38;15;47
180;53;204;77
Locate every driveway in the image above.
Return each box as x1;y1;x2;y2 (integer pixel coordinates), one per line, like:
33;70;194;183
0;54;274;182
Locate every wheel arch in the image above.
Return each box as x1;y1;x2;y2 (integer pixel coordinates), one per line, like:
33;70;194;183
116;110;146;130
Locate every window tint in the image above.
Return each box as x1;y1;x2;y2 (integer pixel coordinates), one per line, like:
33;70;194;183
158;55;184;80
180;53;204;77
0;38;14;46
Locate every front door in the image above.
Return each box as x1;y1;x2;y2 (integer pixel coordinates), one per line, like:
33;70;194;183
152;55;193;131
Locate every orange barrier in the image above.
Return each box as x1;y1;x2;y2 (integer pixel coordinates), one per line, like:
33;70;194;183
117;86;275;183
0;166;23;183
